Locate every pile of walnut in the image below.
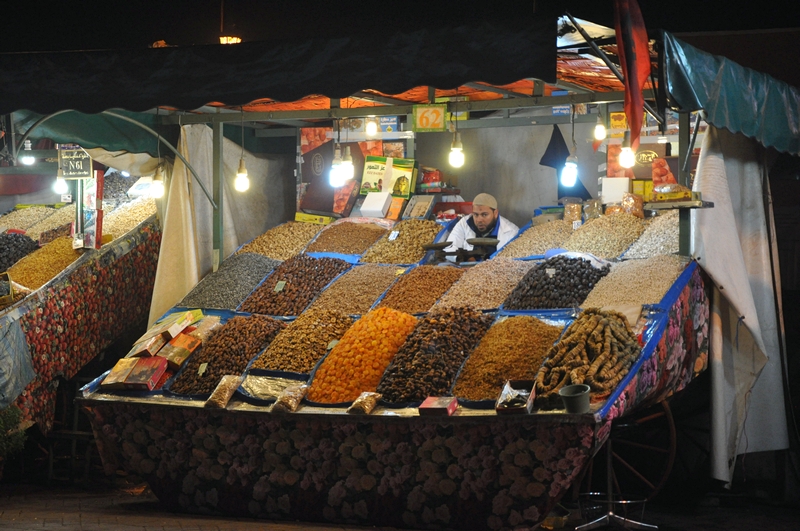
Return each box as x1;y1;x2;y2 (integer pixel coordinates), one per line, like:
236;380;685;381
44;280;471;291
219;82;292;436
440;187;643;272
534;308;641;409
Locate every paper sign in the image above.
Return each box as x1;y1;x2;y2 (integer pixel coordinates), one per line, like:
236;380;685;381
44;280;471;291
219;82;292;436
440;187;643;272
572;220;582;230
327;340;339;350
274;280;287;293
61;194;72;203
412;104;447;132
388;230;399;241
546;268;556;278
198;362;208;376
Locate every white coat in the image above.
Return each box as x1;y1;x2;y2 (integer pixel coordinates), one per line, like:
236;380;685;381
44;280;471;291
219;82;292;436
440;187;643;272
443;215;519;259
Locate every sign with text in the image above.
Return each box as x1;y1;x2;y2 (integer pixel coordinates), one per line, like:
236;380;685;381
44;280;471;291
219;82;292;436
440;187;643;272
412;104;447;132
58;144;92;179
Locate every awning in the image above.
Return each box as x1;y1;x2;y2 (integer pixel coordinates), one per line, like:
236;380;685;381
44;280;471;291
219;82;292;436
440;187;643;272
0;19;555;116
663;31;800;156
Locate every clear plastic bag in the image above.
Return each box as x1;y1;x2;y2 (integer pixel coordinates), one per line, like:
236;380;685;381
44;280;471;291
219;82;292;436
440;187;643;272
272;384;308;413
583;199;602;220
563;203;582;224
653;183;690;194
347;392;382;414
188;316;221;342
204;375;243;408
621;193;644;219
605;203;624;215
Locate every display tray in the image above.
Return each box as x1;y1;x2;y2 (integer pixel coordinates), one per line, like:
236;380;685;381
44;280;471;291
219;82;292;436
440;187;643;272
236;371;308;406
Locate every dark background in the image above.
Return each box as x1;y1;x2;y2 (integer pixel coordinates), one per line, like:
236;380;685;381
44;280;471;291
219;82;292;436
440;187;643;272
0;0;798;52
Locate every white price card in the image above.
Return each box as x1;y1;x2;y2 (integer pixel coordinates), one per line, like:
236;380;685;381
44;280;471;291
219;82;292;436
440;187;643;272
388;230;400;241
546;268;557;278
274;280;287;293
572;220;582;230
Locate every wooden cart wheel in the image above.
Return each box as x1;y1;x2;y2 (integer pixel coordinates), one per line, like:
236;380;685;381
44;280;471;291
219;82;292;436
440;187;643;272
580;399;677;502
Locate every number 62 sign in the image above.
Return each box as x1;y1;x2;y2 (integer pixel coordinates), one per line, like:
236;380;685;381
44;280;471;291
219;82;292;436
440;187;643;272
412;104;447;132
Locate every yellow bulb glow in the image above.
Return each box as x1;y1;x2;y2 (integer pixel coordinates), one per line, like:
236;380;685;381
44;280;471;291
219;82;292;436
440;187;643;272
619;147;635;168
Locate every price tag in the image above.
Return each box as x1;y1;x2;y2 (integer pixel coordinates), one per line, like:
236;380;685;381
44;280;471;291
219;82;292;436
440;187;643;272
572;220;582;230
274;280;287;293
327;339;339;350
388;230;400;241
198;362;208;376
72;236;84;249
395;268;406;276
61;194;72;203
546;268;557;278
412;104;447;132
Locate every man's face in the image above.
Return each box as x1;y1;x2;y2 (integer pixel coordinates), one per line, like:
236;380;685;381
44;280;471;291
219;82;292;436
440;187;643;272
472;204;499;232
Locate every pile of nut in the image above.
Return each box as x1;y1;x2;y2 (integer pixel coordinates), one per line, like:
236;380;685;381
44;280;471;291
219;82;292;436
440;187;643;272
563;213;645;259
582;254;688;308
169;314;285;396
377;306;493;403
623;210;679;259
377;265;464;314
453;316;564;401
434;259;534;310
102;197;157;241
503;255;610;310
179;253;282;309
24;204;77;242
497;220;574;258
309;264;401;315
238;254;350;316
307;307;417;403
0;233;40;273
251;308;353;373
101;171;135;204
237;221;321;261
0;206;55;232
8;236;84;290
38;223;73;245
306;221;387;255
535;309;641;408
360;219;441;264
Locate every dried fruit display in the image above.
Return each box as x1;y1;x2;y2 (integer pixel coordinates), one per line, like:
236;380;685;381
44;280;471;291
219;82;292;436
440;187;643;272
179;253;281;309
434;259;533;311
623;210;679;259
0;206;55;232
453;316;563;401
563;213;645;259
582;254;687;308
169;314;285;396
251;309;353;373
237;222;321;261
360;219;441;264
309;264;401;315
8;237;84;290
377;307;493;403
503;256;610;310
102;197;157;241
535;309;640;408
0;233;39;273
376;265;464;314
238;254;349;316
306;222;387;255
497;220;574;258
24;204;77;242
306;307;417;403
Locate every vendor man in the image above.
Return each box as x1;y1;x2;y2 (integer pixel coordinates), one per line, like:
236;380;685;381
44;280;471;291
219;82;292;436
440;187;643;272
443;193;519;260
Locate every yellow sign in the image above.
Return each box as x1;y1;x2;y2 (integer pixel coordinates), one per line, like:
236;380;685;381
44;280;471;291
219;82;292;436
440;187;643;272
412;104;447;132
610;112;627;138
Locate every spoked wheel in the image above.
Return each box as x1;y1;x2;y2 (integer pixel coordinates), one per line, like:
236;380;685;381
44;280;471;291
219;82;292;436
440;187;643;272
581;399;677;501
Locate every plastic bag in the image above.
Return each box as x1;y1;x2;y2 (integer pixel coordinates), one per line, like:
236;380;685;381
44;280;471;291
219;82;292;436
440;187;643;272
204;375;243;408
621;193;644;219
653;183;690;194
187;316;221;342
583;199;602;220
272;384;308;413
347;392;382;414
563;203;582;224
605;203;624;215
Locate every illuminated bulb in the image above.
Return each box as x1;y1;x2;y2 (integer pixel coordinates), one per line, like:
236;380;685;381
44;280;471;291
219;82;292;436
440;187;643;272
53;169;68;194
329;144;346;187
365;118;379;137
560;154;578;187
121;171;130;177
449;132;464;168
340;146;354;180
150;166;165;199
20;139;35;165
593;117;607;141
234;158;250;192
619;146;635;168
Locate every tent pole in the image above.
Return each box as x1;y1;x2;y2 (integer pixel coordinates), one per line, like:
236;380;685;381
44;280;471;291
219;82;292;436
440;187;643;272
212;121;224;272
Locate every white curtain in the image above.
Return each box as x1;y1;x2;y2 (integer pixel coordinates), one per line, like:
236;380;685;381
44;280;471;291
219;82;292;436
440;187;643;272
691;126;789;484
147;124;291;325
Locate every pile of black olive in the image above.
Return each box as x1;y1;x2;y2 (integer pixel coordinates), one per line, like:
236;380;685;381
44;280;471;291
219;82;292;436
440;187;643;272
502;255;610;309
0;233;39;273
376;306;493;404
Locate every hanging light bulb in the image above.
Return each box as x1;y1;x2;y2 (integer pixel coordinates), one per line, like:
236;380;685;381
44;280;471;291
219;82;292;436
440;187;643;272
560;153;579;187
593;115;607;141
150;166;165;199
449;132;464;168
329;143;346;187
20;139;35;165
234;158;250;192
340;146;354;181
365;117;379;137
53;168;68;194
121;171;130;177
619;131;635;169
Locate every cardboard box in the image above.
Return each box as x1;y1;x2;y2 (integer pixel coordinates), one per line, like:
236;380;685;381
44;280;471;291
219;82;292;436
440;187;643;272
418;396;458;416
403;195;436;220
599;177;632;204
360;156;417;199
158;333;203;370
101;358;140;390
126;334;167;358
124;356;169;391
294;212;335;225
360;192;393;218
495;380;535;415
632;180;654;202
135;310;200;345
385;197;407;221
83;209;103;249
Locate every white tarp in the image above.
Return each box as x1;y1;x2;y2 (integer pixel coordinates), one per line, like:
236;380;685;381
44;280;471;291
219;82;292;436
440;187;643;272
691;126;789;484
147;124;291;325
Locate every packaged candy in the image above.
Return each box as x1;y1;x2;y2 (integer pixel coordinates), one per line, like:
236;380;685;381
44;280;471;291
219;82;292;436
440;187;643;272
204;375;243;408
347;392;382;414
272;384;308;413
621;193;644;219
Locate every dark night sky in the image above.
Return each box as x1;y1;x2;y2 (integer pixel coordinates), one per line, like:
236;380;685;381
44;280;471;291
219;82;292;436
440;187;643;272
1;1;798;52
